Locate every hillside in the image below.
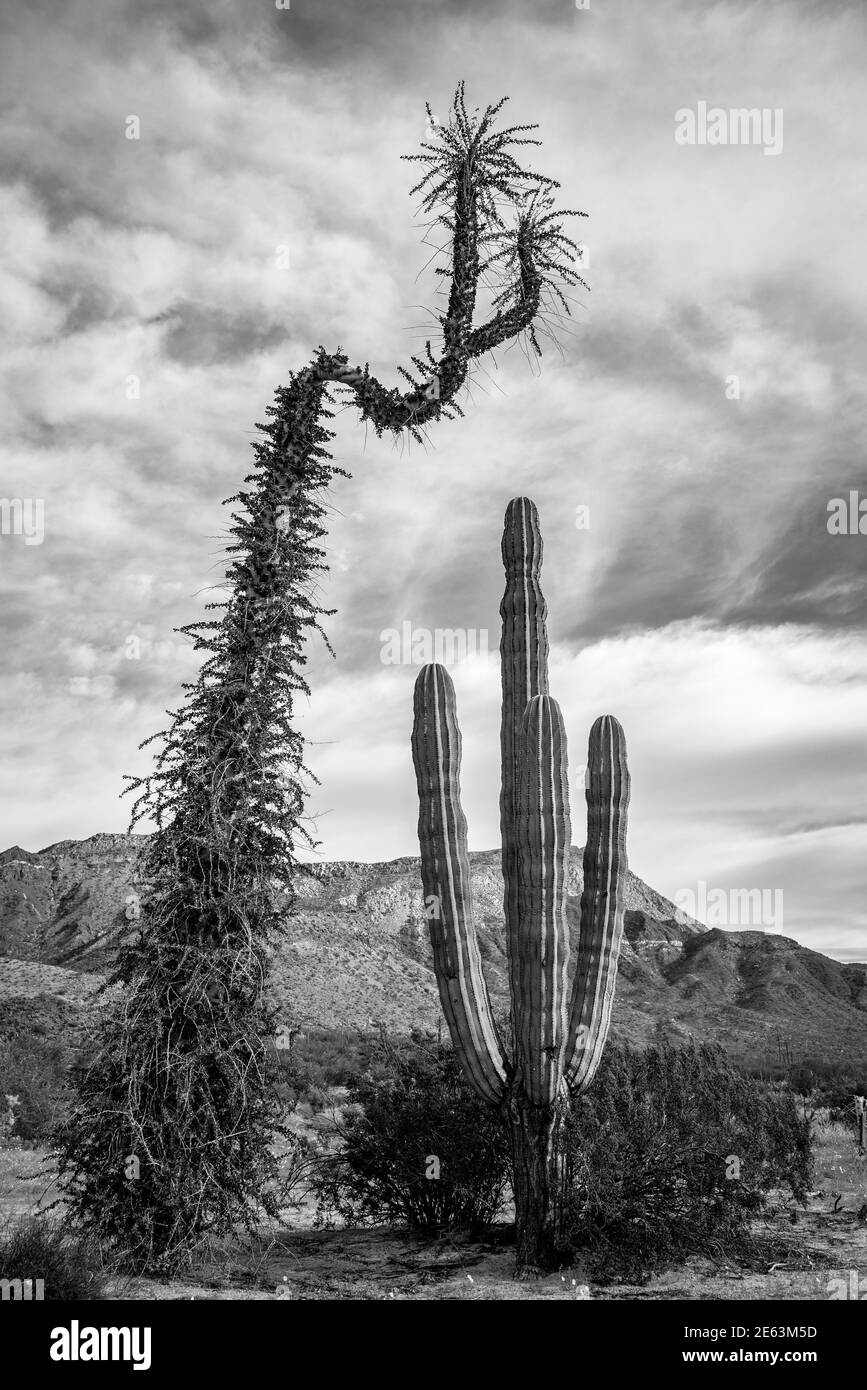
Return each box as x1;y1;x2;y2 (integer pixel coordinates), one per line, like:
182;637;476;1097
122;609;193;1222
0;835;864;1067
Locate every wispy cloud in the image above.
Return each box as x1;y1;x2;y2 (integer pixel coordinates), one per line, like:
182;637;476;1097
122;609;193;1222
0;0;865;960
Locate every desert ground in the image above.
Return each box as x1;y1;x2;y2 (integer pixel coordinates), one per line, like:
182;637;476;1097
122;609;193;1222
2;1096;863;1302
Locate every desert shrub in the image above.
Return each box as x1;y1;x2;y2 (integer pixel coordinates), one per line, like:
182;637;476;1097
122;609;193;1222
563;1041;812;1283
289;1027;371;1089
0;1000;76;1142
781;1057;866;1132
820;1080;866;1131
811;1109;856;1147
0;1213;107;1299
314;1031;509;1234
272;1133;321;1213
279;1026;457;1108
785;1058;866;1107
820;1095;866;1138
274;1027;409;1112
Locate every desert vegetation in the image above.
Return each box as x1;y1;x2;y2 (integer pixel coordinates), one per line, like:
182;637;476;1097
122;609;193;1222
311;1032;814;1284
411;497;631;1273
313;1031;511;1235
0;1213;106;1301
48;85;587;1278
4;1023;863;1299
562;1040;813;1282
1;82;862;1305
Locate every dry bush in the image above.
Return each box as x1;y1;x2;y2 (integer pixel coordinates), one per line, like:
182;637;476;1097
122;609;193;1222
562;1041;812;1283
314;1032;510;1234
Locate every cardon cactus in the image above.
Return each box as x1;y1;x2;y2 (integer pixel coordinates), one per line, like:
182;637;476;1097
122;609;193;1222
411;497;630;1274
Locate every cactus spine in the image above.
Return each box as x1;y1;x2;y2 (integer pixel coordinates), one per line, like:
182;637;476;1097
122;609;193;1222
411;498;631;1273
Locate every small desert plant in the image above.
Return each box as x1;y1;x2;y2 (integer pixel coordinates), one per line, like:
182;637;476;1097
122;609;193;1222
279;1026;372;1092
562;1041;812;1283
0;1213;107;1300
272;1133;322;1215
0;1001;75;1143
784;1058;867;1106
811;1109;855;1146
314;1032;510;1234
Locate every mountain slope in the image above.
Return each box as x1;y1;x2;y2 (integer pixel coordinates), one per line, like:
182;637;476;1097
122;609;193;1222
0;835;864;1066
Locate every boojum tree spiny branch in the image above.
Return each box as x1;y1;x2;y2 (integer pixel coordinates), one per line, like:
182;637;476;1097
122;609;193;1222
56;87;586;1273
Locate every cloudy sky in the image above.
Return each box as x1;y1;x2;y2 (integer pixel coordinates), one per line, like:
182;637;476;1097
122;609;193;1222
1;0;865;961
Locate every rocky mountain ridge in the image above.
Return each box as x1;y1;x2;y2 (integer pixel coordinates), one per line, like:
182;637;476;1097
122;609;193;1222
0;835;864;1066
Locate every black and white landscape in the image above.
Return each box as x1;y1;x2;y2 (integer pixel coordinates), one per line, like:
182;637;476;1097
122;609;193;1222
0;0;865;1330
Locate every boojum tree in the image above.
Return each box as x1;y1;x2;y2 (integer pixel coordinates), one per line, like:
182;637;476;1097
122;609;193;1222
411;498;630;1275
55;87;586;1272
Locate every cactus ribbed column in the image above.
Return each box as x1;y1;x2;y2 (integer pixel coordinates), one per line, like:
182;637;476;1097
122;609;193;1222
500;498;549;1023
565;714;631;1092
411;665;508;1104
410;498;631;1276
514;695;571;1106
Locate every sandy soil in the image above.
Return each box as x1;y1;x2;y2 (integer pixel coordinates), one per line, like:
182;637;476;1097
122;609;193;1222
2;1116;863;1302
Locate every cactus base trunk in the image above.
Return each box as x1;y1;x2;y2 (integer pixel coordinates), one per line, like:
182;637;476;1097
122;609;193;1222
508;1095;567;1276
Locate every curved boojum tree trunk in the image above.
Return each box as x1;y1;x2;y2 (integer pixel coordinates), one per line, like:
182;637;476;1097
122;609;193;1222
58;87;586;1272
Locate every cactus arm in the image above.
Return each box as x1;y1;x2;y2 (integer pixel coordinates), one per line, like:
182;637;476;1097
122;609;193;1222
564;714;631;1094
411;664;508;1103
513;695;572;1105
500;497;550;1024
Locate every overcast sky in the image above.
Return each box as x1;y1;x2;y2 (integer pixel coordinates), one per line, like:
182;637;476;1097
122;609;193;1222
1;0;865;961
